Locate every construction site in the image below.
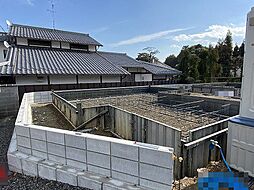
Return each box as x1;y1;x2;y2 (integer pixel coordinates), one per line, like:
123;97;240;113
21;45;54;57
29;86;238;178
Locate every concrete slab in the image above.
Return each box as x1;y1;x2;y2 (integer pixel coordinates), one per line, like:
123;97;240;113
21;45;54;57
21;156;44;177
87;151;110;169
47;143;65;157
139;163;172;185
67;159;86;170
65;133;86;149
56;166;81;186
87;138;110;155
32;149;48;159
38;160;58;180
47;131;65;145
111;157;138;176
139;179;171;190
103;179;145;190
139;147;173;169
66;147;86;162
112;171;139;185
17;135;31;148
78;172;105;190
15;125;30;137
30;127;46;141
111;142;138;161
88;165;110;177
31;139;47;152
48;154;66;165
17;146;31;155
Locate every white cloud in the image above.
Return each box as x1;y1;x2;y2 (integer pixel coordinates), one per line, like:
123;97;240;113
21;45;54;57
169;44;181;49
173;24;245;42
112;27;192;47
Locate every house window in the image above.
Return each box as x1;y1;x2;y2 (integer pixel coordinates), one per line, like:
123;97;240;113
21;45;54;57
28;39;51;47
70;43;88;51
3;50;7;59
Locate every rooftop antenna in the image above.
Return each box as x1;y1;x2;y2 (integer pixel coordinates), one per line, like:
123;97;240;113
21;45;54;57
47;0;56;29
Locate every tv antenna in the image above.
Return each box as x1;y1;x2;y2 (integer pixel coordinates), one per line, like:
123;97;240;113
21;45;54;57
47;0;56;29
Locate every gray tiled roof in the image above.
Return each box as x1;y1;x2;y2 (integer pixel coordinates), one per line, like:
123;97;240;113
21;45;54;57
0;46;129;75
9;24;102;46
99;52;181;75
0;32;7;42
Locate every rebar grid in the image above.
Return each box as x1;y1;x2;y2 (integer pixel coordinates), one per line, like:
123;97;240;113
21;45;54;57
74;94;230;137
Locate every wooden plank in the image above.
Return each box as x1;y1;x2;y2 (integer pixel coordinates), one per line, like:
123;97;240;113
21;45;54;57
74;109;108;131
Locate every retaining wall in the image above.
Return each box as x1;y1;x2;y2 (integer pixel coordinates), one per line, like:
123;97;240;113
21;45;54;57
8;91;174;190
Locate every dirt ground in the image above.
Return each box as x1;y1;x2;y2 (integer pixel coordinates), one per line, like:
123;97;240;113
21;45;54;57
31;104;74;130
172;161;253;190
74;94;221;138
31;104;116;138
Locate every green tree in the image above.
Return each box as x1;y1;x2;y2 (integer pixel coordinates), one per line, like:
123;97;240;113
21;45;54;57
136;47;159;63
164;54;178;68
217;30;233;77
208;45;221;81
177;46;191;82
188;54;200;80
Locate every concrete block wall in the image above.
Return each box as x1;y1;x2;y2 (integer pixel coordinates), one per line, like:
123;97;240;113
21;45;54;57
56;86;150;101
9;91;174;190
0;85;19;117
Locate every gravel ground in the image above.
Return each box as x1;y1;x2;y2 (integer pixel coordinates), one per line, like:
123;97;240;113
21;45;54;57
0;116;90;189
2;173;90;190
72;94;220;138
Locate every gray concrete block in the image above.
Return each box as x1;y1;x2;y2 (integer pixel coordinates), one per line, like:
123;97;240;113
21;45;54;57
87;151;110;169
65;133;86;149
139;163;172;185
7;153;23;173
21;156;44;177
48;154;66;165
87;165;110;177
56;166;80;186
111;142;138;161
47;131;64;145
15;125;30;137
66;147;86;162
139;179;171;190
112;171;139;185
67;159;86;170
31;139;47;152
103;179;143;190
17;135;31;148
38;160;58;180
47;143;65;157
139;147;173;169
17;146;31;155
78;173;104;190
30;128;46;141
32;150;48;159
111;157;138;176
87;138;110;155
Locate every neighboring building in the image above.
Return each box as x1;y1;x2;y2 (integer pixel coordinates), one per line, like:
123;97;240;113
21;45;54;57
0;23;180;85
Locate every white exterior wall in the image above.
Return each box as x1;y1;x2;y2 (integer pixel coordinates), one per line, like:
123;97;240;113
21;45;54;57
0;43;7;62
88;45;96;52
78;75;100;83
102;75;121;83
50;75;76;84
127;68;147;73
52;41;60;48
16;76;48;85
61;42;70;49
240;7;254;118
135;74;152;82
16;37;28;46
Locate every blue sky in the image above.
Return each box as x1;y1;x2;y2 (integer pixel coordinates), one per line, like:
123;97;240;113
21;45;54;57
0;0;252;61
